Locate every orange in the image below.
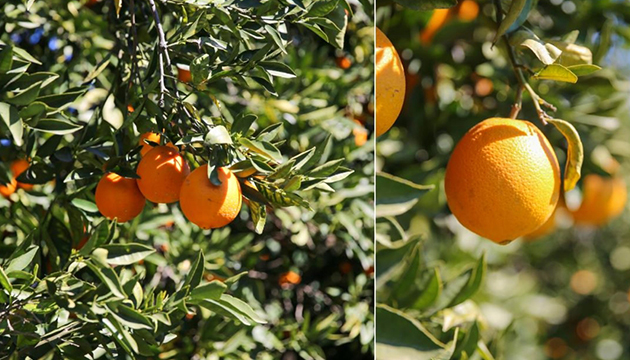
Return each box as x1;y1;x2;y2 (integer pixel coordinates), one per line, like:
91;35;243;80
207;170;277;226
95;173;146;222
11;159;33;191
353;119;368;147
457;0;479;22
138;132;175;157
279;271;301;286
524;206;558;240
136;146;190;204
177;66;192;83
179;165;242;229
571;174;627;226
445;118;561;244
376;27;405;137
335;56;352;69
0;177;16;198
420;9;452;44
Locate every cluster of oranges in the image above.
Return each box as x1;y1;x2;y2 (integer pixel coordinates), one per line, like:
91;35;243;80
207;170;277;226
95;132;243;229
0;159;34;198
444;118;627;244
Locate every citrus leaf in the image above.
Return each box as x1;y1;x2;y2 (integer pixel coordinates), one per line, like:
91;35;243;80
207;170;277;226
375;305;447;359
494;0;528;42
376;172;434;217
547;118;583;191
392;0;456;11
189;281;228;302
0;102;23;146
248;200;267;234
566;64;601;76
534;64;578;83
100;243;156;266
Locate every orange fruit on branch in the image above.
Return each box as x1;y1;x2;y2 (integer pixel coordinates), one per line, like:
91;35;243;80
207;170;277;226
0;177;16;198
136;146;190;204
445;118;561;244
376;27;405;137
571;174;627;226
138;132;176;157
95;173;146;222
11;159;33;191
179;165;242;229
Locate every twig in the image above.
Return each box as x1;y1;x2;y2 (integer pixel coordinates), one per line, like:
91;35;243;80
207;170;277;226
494;0;554;124
130;0;144;92
147;0;170;107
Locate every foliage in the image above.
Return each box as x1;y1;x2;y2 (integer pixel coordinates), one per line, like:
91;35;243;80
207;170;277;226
0;0;374;358
376;0;630;359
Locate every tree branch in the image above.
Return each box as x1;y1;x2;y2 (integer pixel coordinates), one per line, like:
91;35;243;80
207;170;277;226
147;0;170;107
494;0;554;124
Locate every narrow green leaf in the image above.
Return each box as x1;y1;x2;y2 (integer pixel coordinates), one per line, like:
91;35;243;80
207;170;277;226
534;64;578;83
101;244;156;266
376;172;434;217
495;0;528;42
189;280;227;301
567;64;601;76
0;102;23;146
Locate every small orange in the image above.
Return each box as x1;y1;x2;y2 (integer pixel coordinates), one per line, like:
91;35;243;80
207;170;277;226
335;56;352;69
177;66;192;83
420;9;452;44
571;174;627;226
11;159;33;191
179;165;242;229
353;119;368;147
136;146;190;204
138;132;176;157
376;27;405;137
279;271;301;286
457;0;479;22
95;173;146;222
0;177;16;198
445;118;561;243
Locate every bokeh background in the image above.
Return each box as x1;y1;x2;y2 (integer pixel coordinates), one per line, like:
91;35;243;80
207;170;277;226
376;0;630;359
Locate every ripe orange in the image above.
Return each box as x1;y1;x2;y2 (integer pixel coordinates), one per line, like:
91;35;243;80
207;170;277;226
136;146;190;204
11;159;33;191
95;173;146;222
139;132;176;157
445;118;561;243
457;0;479;22
279;271;301;286
353;119;368;147
0;177;16;198
177;66;192;83
420;9;452;44
335;56;352;69
376;27;405;137
524;206;558;240
571;174;627;226
179;165;242;229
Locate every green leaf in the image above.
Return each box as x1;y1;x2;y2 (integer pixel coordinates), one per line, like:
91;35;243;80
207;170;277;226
6;80;42;106
0;267;13;293
410;268;442;310
547;119;583;191
100;243;156;266
0;102;23;146
231;113;257;135
86;261;126;299
5;246;38;273
71;198;99;213
182;251;205;290
106;302;154;331
84;57;111;83
201;294;266;326
239;138;283;163
376;172;434;217
0;45;14;73
393;0;456;11
18;101;47;122
534;64;578;83
375;305;447;359
566;64;601;76
37;87;87;109
510;29;562;66
204;125;233;146
189;280;228;301
79;220;112;255
495;0;528;42
248;200;267;234
259;61;296;79
29;118;83;135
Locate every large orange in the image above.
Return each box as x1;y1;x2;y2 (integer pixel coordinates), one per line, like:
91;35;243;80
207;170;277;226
11;159;33;191
138;132;176;157
136;146;190;204
95;173;146;222
571;174;627;226
445;118;561;244
376;27;405;137
179;165;242;229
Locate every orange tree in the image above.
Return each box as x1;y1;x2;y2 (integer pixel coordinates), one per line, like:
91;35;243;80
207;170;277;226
376;0;630;359
0;0;374;358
